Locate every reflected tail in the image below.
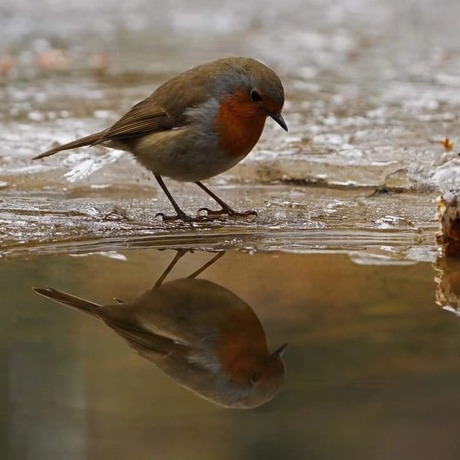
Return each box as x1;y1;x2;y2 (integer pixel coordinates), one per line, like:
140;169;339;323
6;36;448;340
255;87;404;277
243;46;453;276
33;287;101;317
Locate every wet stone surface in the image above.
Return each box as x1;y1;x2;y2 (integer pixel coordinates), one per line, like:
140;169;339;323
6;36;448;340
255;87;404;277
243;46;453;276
1;0;460;254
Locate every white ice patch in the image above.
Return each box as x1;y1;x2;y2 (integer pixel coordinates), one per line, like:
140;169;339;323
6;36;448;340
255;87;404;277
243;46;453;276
69;251;127;261
64;150;124;182
442;306;460;317
349;253;418;266
431;161;460;193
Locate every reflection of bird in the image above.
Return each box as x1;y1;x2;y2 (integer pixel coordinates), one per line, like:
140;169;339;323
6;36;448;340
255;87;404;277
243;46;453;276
34;57;287;221
436;191;460;257
33;252;286;409
434;256;460;317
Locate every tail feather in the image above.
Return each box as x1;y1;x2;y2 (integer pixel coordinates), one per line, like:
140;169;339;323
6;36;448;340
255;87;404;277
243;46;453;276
33;131;106;160
33;287;101;317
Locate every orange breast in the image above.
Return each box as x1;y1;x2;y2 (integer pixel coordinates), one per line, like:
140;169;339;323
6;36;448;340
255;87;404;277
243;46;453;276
217;307;268;383
214;94;267;159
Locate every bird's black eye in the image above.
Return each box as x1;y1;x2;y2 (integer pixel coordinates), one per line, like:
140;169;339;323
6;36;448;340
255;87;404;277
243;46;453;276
250;89;262;102
251;372;262;384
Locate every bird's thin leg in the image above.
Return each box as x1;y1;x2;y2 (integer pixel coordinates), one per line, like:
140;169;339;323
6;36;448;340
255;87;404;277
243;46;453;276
195;181;257;217
154;249;188;287
154;175;193;222
154;176;224;222
187;251;225;279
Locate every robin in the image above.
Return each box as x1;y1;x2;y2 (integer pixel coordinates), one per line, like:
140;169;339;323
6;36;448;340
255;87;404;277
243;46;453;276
34;57;288;222
33;251;287;408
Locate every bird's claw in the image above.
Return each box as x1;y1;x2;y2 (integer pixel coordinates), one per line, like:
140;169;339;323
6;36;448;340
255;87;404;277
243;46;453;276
156;207;257;223
231;209;258;218
155;211;221;223
155;212;194;222
198;207;257;218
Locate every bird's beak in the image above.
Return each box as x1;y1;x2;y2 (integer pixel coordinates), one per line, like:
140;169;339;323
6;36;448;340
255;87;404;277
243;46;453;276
270;113;288;132
269;343;288;360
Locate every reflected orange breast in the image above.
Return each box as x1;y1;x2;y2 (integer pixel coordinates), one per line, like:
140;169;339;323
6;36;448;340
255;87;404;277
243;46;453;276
217;307;268;383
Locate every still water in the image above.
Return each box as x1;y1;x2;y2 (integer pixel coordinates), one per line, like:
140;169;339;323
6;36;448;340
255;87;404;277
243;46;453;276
2;248;460;459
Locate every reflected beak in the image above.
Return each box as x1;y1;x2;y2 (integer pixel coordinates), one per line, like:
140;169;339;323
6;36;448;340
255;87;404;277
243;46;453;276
270;113;288;132
269;343;288;360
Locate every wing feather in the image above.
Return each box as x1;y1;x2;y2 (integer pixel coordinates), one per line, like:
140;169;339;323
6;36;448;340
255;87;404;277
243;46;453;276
97;98;174;143
104;319;177;356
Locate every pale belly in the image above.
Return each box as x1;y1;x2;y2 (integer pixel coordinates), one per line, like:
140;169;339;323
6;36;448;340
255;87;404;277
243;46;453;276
120;126;247;182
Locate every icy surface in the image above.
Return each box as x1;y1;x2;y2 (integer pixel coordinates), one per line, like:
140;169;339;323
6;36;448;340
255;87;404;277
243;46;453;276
1;0;458;258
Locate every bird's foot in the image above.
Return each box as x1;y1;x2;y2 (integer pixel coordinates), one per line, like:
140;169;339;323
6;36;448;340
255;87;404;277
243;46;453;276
155;211;195;222
198;207;258;218
156;211;223;223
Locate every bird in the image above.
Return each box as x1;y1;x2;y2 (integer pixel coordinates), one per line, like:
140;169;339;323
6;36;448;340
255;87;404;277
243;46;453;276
34;57;288;222
33;251;287;408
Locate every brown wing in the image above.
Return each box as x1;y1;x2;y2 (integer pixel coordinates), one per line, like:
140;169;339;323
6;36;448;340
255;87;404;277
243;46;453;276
33;98;174;160
104;318;178;356
35;59;219;160
97;98;174;143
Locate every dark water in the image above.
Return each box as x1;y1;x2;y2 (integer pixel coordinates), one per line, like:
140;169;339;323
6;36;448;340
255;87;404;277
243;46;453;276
2;249;460;459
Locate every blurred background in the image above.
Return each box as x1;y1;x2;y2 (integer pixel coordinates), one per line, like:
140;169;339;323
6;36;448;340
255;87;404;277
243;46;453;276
1;0;460;192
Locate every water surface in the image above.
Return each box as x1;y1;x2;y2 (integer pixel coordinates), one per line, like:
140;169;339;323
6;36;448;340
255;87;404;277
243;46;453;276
2;249;460;459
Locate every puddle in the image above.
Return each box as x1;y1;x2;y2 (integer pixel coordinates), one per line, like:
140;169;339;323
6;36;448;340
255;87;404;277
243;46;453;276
2;248;460;459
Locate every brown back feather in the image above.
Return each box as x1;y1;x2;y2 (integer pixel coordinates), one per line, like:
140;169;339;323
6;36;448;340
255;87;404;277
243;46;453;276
34;57;272;160
96;99;174;143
